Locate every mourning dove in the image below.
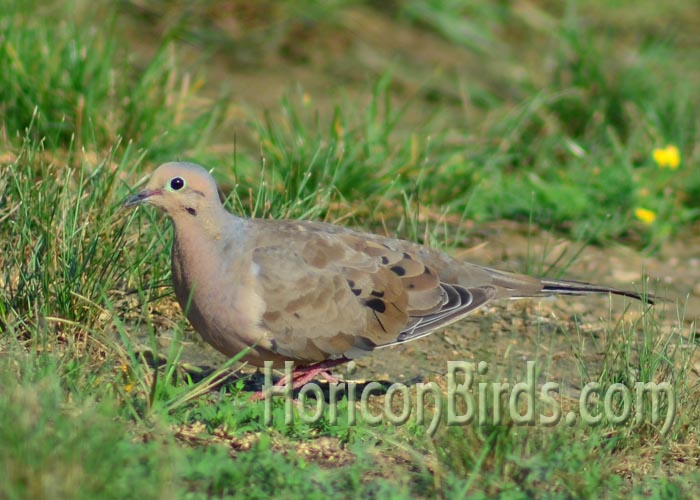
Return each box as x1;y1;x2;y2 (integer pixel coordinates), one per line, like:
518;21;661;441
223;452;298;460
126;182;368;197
125;162;652;381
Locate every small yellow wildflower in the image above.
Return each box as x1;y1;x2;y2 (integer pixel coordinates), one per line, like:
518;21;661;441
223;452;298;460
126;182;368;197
124;383;134;393
634;207;656;225
652;145;680;169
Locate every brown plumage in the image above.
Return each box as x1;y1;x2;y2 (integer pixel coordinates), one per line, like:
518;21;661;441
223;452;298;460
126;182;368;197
125;162;653;369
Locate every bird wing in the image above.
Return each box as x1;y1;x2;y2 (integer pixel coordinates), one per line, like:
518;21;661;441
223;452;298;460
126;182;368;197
249;220;498;363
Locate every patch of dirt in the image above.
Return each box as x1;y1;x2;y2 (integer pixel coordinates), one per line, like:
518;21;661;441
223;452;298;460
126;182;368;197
174;423;357;468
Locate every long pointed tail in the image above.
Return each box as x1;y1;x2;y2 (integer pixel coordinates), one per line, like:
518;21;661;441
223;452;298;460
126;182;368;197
540;278;656;304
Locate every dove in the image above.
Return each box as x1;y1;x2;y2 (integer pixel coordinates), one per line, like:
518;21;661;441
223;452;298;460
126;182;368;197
125;162;652;387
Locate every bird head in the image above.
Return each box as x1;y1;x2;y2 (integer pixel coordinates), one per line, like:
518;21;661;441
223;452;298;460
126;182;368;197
124;162;222;219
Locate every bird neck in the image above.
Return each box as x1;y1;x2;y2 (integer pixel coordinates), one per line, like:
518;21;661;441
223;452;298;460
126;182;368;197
171;203;235;242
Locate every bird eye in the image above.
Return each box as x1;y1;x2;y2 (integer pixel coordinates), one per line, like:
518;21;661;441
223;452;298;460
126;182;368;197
169;177;185;191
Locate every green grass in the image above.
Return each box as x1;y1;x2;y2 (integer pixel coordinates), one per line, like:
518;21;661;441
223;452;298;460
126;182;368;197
0;0;223;160
2;0;700;498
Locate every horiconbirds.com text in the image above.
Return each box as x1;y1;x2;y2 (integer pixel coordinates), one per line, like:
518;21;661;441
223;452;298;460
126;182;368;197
261;360;675;436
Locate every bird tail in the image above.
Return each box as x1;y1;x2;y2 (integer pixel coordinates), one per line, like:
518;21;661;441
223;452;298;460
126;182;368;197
540;278;656;304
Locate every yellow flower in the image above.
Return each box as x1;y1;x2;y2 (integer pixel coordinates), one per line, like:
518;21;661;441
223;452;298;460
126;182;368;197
652;145;680;169
634;207;656;225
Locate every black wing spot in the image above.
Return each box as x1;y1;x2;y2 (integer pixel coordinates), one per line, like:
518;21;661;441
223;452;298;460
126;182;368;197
347;279;362;296
372;310;387;333
293;312;301;319
364;298;386;313
370;290;384;298
380;256;390;265
390;265;406;276
186;207;197;216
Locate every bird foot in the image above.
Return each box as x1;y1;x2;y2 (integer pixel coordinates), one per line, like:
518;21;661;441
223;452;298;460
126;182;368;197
250;359;346;401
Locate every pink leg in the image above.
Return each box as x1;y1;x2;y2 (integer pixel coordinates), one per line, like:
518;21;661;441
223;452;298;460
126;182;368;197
250;359;347;400
286;361;345;387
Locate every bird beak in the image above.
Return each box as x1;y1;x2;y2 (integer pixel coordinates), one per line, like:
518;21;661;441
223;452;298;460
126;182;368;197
123;189;161;207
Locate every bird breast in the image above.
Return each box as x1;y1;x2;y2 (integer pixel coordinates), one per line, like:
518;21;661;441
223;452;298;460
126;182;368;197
170;233;269;359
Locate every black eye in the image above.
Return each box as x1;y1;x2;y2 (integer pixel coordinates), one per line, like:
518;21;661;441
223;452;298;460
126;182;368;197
170;177;185;191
